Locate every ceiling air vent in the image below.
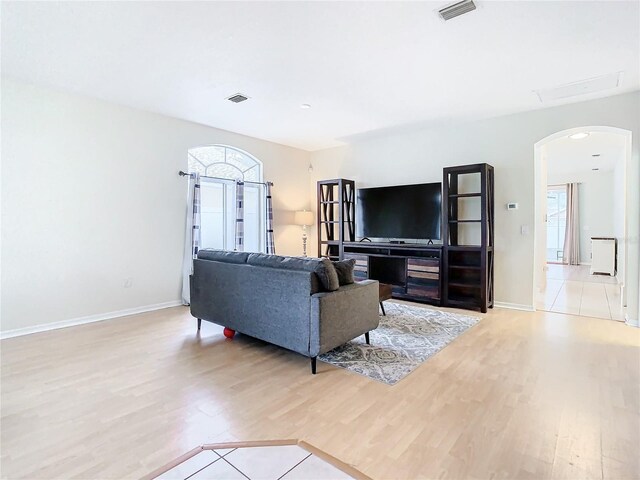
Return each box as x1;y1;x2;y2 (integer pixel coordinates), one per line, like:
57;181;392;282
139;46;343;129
227;93;249;103
534;72;622;103
439;0;476;21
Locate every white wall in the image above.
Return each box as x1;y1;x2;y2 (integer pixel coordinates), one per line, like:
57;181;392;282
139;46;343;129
535;151;548;291
578;174;615;265
546;171;615;265
310;91;640;318
3;79;638;332
1;79;311;334
613;157;626;285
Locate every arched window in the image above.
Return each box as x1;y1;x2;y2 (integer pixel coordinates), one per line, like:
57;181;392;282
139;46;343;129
188;145;264;252
188;145;262;182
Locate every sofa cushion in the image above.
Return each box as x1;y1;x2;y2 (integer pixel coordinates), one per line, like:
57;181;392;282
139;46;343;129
197;249;250;264
247;253;339;291
332;259;356;286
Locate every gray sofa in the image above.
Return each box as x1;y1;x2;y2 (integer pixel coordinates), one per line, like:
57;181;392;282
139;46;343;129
190;249;380;373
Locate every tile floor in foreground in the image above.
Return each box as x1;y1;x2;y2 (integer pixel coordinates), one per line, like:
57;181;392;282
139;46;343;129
157;445;353;480
536;264;624;320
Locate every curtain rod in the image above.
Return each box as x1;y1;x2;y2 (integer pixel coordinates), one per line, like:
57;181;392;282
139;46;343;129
178;170;273;186
548;182;583;187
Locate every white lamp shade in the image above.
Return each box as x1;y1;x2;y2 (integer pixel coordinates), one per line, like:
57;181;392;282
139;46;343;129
294;210;314;226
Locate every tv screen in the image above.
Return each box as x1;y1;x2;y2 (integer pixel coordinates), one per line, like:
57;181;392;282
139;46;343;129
356;183;442;240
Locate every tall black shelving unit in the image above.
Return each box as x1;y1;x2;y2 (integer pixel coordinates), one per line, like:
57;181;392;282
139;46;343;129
317;179;356;260
442;163;494;313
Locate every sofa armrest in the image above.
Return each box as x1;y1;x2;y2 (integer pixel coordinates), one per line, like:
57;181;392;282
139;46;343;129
309;279;380;356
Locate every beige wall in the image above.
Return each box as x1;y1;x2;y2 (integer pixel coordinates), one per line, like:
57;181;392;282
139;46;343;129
310;91;640;319
1;79;311;334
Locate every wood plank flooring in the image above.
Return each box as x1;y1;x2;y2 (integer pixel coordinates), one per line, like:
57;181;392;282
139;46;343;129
1;304;639;479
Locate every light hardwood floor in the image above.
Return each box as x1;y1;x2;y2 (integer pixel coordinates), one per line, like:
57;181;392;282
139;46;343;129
1;304;639;479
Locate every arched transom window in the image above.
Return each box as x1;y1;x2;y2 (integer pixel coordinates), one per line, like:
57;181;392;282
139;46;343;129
188;145;262;182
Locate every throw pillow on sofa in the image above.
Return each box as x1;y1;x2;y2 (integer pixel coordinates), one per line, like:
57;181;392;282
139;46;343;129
332;259;356;286
313;258;340;291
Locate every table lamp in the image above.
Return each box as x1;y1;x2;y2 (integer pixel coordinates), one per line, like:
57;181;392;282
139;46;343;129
294;210;314;257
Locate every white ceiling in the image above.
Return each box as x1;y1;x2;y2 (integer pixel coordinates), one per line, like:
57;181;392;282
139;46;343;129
545;131;626;177
2;1;639;151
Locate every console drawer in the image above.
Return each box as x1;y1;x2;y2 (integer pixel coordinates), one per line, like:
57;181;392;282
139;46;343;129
407;257;439;274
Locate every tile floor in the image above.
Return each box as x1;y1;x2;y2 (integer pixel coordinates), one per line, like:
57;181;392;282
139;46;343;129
156;445;354;480
536;264;624;321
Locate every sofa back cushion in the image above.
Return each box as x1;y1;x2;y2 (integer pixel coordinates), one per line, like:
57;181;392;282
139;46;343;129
197;249;249;264
247;253;339;291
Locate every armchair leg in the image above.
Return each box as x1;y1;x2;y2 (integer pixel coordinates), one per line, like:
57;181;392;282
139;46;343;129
365;332;370;345
311;357;317;375
380;302;386;316
197;318;202;331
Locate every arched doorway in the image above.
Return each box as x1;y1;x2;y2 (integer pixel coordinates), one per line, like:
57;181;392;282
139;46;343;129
533;126;632;321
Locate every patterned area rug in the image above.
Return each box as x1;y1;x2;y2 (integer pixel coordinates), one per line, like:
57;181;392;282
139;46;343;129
319;303;480;385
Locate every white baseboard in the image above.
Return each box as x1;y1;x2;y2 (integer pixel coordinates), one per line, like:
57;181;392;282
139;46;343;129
625;313;639;328
0;300;184;340
493;302;535;312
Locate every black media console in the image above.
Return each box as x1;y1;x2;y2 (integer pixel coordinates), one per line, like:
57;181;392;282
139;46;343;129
343;242;442;306
319;164;494;313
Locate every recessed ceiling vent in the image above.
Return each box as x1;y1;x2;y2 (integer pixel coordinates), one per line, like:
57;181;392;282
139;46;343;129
534;72;622;103
439;0;476;21
227;93;249;103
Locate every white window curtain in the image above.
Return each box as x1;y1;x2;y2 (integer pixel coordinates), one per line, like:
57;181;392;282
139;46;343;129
563;183;580;265
181;173;201;305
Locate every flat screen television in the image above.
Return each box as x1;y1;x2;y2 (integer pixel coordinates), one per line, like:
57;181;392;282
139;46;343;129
356;182;442;240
